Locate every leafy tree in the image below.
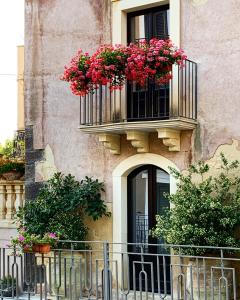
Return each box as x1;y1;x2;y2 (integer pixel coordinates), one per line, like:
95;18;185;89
16;173;110;248
151;153;240;254
0;139;14;158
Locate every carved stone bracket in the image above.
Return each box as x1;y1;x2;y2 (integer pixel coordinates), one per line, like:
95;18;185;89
99;133;120;155
126;131;149;153
156;128;180;151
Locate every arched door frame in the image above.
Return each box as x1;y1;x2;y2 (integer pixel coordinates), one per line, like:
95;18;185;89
112;153;179;245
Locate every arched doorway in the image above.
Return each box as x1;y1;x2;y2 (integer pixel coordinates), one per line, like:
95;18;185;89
112;154;178;293
127;165;170;246
127;164;170;292
112;153;178;245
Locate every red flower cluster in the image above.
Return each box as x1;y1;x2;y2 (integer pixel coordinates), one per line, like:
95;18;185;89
61;39;187;96
60;50;92;96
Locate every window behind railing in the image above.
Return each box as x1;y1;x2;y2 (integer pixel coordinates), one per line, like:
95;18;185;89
127;5;170;122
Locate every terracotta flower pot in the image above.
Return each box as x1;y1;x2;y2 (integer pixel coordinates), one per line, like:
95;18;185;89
2;171;23;181
32;244;51;254
23;246;33;253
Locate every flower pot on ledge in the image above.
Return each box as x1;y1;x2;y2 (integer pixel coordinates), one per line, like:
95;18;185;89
32;244;51;254
2;171;23;181
23;246;33;253
23;244;51;254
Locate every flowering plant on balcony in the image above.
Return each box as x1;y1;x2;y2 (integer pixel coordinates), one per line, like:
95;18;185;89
89;44;129;90
146;39;185;84
61;50;92;96
61;38;186;96
10;229;59;253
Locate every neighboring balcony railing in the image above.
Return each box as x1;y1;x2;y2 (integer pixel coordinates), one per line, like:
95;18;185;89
12;129;25;159
0;241;239;300
79;60;197;127
0;181;25;221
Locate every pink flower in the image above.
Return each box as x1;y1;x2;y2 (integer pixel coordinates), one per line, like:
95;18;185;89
163;50;170;55
18;235;25;242
61;39;187;95
48;233;57;239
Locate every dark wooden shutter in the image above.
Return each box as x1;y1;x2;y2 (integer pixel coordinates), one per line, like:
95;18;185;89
153;10;169;39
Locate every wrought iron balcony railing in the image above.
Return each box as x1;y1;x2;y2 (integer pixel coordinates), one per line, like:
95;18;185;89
79;59;197;127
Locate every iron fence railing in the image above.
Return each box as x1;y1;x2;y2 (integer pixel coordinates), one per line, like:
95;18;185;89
0;241;239;300
79;60;197;127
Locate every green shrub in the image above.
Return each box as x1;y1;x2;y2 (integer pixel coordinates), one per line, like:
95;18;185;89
151;153;240;254
0;161;25;175
16;173;110;248
0;139;14;158
0;276;16;297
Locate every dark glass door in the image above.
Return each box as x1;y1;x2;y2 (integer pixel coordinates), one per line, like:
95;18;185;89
127;6;170;121
127;165;171;293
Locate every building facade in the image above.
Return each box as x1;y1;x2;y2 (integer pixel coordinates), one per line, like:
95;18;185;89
25;0;240;246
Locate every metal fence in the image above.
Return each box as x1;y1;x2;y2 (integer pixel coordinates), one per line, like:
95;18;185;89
0;241;239;300
79;60;197;127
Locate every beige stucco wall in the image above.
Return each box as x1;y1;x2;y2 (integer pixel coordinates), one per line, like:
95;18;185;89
17;45;24;131
25;0;240;241
181;0;240;160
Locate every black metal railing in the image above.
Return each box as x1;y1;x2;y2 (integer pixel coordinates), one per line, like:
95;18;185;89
12;130;25;159
0;241;239;300
80;59;197;126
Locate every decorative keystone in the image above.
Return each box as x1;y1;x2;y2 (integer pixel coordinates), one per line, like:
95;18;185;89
99;134;120;155
126;131;149;153
156;128;180;151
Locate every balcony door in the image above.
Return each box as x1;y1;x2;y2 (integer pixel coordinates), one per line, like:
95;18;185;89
127;165;171;293
127;6;170;121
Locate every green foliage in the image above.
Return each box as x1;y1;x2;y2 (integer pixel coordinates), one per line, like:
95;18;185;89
0;275;16;297
0;275;16;286
49;212;88;249
0;139;14;158
151;153;240;254
0;161;25;175
10;231;58;251
16;173;110;246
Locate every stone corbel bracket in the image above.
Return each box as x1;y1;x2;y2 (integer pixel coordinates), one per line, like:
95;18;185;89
126;131;149;153
157;128;180;151
99;133;120;155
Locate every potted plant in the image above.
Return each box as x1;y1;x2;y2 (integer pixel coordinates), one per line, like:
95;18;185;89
0;160;25;181
151;153;240;299
10;230;58;254
0;276;16;297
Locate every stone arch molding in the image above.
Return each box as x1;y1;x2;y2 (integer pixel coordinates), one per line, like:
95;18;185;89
112;153;179;244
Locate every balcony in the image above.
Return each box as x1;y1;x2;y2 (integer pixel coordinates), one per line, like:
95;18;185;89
79;60;197;154
0;181;25;224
